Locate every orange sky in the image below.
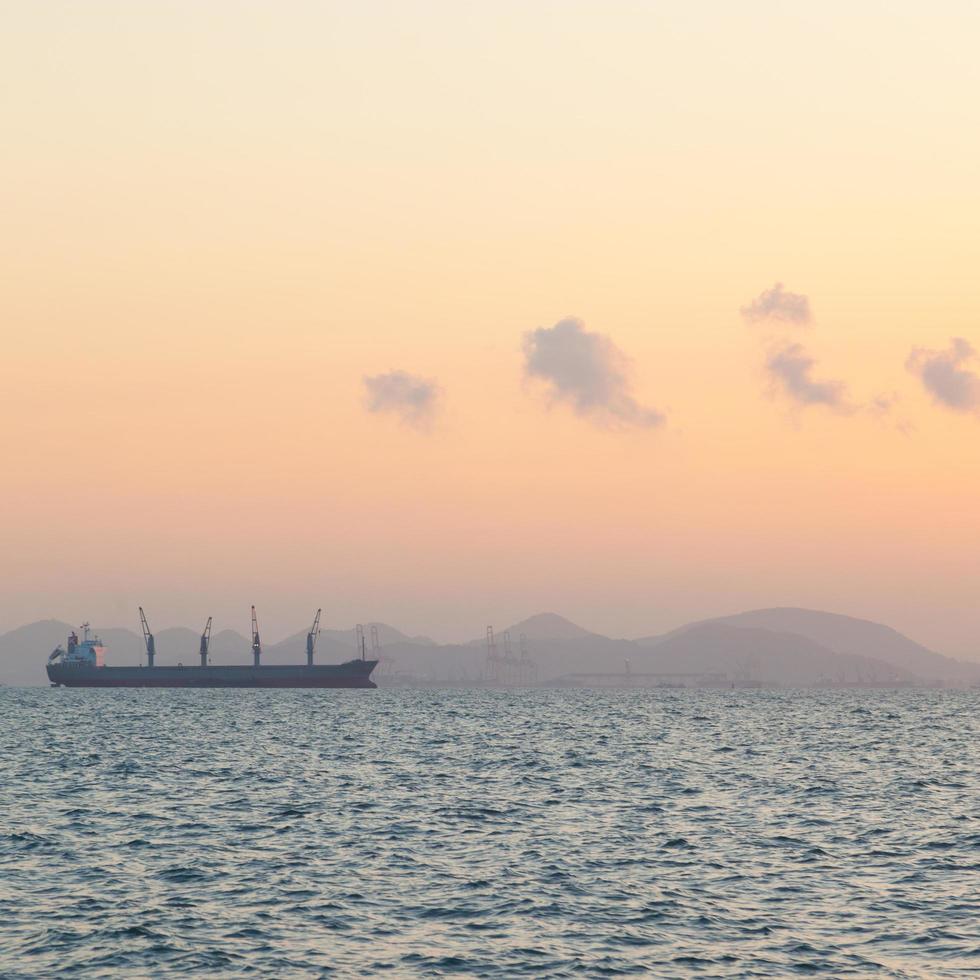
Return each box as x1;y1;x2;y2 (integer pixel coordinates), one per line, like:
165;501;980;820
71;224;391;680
2;2;980;655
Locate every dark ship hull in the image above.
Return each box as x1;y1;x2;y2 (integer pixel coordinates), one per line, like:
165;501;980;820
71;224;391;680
48;660;378;689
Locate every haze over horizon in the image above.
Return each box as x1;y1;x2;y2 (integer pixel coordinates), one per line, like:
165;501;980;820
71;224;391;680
4;3;980;657
6;604;980;673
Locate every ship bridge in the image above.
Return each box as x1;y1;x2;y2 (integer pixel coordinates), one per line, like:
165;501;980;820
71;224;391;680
48;624;105;669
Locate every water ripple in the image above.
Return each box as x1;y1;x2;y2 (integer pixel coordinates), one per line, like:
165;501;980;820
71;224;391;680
1;688;978;977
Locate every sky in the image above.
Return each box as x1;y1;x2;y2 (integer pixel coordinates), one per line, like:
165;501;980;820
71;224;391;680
2;1;980;656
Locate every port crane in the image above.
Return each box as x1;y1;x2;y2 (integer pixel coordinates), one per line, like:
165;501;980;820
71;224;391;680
199;616;212;668
485;626;505;683
139;607;155;668
369;624;392;676
306;609;321;666
502;631;520;685
251;606;261;667
519;632;538;685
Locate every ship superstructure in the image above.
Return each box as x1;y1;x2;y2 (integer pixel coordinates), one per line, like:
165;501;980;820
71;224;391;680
48;623;105;670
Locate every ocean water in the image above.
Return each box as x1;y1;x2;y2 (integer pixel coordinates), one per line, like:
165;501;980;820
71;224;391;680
1;688;977;978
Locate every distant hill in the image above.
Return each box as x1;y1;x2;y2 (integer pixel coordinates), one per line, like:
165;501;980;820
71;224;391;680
464;613;601;647
211;629;252;657
632;622;915;687
639;608;977;684
308;623;437;651
0;620;75;686
504;612;601;641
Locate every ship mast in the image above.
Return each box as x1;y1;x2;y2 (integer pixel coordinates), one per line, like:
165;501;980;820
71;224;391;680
139;608;155;668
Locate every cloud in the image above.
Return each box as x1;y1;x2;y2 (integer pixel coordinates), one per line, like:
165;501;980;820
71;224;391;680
765;342;849;410
363;370;440;429
741;282;812;325
906;337;980;413
871;394;896;415
869;392;914;435
522;317;664;429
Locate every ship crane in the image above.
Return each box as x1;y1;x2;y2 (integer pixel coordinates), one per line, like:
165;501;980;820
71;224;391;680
251;606;261;667
199;616;212;668
139;607;155;669
354;624;366;660
307;608;321;666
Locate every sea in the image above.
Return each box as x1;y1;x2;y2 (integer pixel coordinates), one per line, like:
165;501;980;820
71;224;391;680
1;688;977;978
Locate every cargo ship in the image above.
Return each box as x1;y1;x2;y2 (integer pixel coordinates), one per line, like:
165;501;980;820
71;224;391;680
46;608;378;689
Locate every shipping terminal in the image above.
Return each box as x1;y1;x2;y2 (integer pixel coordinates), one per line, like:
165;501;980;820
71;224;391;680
46;608;378;689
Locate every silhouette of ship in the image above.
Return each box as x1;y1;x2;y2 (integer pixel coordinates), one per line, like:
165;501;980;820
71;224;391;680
46;609;377;689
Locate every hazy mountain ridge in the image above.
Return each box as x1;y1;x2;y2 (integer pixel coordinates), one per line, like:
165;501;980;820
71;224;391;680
638;608;975;683
632;622;916;687
2;609;977;687
502;613;604;642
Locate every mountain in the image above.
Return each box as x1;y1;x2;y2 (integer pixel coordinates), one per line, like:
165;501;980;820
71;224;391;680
639;608;977;684
632;622;916;687
311;623;436;650
463;613;600;646
211;629;252;657
0;620;75;686
504;612;601;641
